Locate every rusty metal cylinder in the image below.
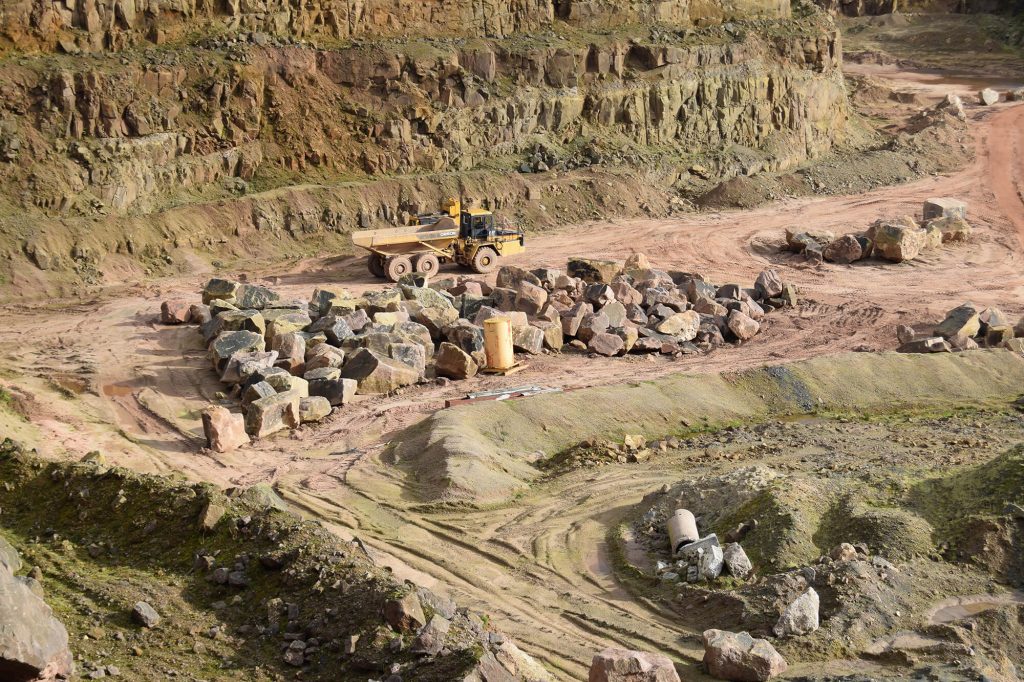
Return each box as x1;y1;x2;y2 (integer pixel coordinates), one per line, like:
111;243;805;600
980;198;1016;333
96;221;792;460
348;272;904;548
667;508;699;554
483;317;515;370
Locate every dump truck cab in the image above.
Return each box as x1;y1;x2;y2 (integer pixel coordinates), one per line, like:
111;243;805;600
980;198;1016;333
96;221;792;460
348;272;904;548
460;209;495;240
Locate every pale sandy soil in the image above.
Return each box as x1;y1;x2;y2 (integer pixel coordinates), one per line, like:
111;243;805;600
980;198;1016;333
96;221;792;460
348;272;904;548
1;67;1023;679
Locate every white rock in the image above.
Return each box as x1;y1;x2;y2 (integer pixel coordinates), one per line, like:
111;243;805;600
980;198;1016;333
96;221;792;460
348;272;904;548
723;543;753;579
774;587;820;637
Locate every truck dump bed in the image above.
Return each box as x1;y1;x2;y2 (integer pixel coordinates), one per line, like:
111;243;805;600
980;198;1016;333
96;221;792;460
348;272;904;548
351;222;459;255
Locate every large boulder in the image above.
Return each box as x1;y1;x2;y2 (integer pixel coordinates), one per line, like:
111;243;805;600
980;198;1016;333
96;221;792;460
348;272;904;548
216;309;266;336
923;197;967;221
513;325;545;355
307;373;357;407
869;221;925;262
305;344;345;371
299;396;332;423
773;588;820;637
401;284;455;310
926;216;971;243
235;283;280;309
264;311;311;345
496;265;541;290
822;235;863;264
784;228;833;253
727;310;760;341
341;349;421;394
220;350;278;384
702;630;787;682
202;278;238;305
201;406;249;453
934;303;980;339
412;615;451;656
515;281;549;316
244;390;301;437
0;554;74;681
655;311;700;341
561;302;594;337
383;592;426;632
308;315;354;345
722;543;753;579
210;331;266;373
568;257;623;284
0;537;21;574
588;333;624;357
979;88;999;106
753;270;783;300
577;311;610;343
272;332;306;375
588;648;680;682
445;321;485;356
435;342;479;379
310;287;359;317
160;300;191;324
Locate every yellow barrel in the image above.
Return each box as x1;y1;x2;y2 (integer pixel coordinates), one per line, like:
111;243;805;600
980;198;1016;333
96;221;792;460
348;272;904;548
483;317;515;370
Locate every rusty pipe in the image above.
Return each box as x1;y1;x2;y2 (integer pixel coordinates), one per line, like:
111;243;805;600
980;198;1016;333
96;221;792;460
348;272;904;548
667;508;699;554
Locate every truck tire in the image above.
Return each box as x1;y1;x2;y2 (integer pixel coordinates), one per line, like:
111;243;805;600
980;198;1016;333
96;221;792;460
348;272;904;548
367;253;386;278
470;247;498;274
385;255;412;282
414;253;439;276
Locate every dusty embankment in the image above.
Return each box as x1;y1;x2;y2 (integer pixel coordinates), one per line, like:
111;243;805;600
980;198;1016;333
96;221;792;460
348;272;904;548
390;351;1024;505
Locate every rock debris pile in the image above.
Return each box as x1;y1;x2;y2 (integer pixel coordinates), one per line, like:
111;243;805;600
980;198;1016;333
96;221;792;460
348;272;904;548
785;197;970;265
161;255;797;451
897;302;1024;354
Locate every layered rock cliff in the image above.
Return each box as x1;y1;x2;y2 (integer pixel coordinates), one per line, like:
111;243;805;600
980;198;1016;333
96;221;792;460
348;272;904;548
0;0;850;294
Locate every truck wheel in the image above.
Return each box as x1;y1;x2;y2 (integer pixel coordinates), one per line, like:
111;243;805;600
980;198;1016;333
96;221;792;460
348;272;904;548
414;253;439;276
385;255;412;282
367;254;385;278
471;247;498;274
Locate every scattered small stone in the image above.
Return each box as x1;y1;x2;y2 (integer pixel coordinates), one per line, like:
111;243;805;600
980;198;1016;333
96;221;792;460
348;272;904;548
131;601;161;628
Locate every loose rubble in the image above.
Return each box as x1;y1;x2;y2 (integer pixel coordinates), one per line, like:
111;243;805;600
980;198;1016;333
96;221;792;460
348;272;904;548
163;257;796;451
785;197;971;265
897;301;1024;354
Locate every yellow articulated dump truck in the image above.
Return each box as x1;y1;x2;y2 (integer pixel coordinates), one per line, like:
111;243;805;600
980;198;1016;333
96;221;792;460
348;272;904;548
352;198;526;281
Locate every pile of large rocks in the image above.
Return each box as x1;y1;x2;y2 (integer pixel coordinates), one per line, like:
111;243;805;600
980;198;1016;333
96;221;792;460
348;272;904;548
786;197;971;265
897;302;1024;354
162;256;796;451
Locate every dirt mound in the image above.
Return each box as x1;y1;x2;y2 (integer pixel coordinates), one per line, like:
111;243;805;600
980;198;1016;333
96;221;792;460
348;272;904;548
614;409;1024;677
0;439;550;681
389;350;1024;505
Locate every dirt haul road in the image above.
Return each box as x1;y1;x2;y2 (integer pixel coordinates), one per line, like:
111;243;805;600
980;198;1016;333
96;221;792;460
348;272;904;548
0;70;1023;678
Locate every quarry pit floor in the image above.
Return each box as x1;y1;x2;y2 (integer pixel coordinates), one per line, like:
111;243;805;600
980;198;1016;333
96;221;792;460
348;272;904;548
1;66;1024;680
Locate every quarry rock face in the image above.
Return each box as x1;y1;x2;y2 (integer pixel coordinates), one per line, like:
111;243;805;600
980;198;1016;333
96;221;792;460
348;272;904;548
0;0;846;282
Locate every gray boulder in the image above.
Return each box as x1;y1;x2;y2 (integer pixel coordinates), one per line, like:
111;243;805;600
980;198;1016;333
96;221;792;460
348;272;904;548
341;349;420;394
773;587;820;637
722;543;753;579
244;390;301;438
0;557;73;681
